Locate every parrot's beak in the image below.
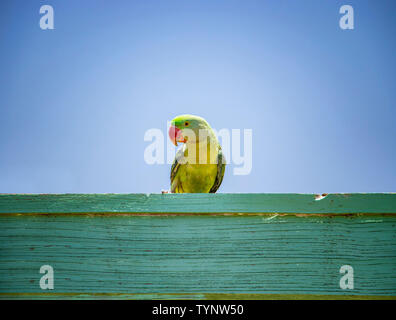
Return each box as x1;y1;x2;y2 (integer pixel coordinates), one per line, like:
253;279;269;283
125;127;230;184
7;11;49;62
169;125;186;146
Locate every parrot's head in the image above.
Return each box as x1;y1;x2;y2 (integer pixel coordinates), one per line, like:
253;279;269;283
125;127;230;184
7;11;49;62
169;114;211;146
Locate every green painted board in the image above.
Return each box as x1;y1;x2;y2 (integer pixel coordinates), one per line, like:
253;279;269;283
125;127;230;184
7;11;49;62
1;215;396;299
0;193;395;215
0;194;396;300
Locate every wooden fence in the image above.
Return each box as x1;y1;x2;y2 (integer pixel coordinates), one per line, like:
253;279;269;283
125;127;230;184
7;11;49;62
0;193;395;299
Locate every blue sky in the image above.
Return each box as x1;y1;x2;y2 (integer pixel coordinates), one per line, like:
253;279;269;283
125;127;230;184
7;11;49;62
0;0;395;193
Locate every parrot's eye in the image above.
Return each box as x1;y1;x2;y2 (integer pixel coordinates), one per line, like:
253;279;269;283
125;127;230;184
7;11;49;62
185;121;190;127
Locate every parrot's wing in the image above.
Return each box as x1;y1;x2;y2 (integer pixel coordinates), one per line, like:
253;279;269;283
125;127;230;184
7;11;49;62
209;148;226;193
170;148;184;192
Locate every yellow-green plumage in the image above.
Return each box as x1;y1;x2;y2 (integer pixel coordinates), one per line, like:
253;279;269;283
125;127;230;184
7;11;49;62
170;115;225;193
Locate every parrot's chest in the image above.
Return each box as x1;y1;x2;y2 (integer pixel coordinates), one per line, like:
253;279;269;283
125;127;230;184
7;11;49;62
172;142;220;193
181;163;218;193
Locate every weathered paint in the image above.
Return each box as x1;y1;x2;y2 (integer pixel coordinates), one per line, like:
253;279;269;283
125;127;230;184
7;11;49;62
0;193;395;215
0;215;395;299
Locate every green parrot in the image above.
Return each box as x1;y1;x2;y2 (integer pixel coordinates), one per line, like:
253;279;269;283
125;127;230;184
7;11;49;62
168;114;226;193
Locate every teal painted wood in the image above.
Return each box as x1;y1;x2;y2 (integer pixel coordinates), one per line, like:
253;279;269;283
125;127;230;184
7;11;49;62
0;193;395;215
0;215;395;298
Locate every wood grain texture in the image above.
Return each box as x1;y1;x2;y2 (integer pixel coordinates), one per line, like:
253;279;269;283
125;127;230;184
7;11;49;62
1;215;396;299
0;193;395;215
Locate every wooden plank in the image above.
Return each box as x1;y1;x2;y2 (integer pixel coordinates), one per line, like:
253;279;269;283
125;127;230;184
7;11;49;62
0;293;395;300
0;193;396;215
1;215;395;298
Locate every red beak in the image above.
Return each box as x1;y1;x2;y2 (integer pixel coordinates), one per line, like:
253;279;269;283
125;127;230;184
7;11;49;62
169;125;185;146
